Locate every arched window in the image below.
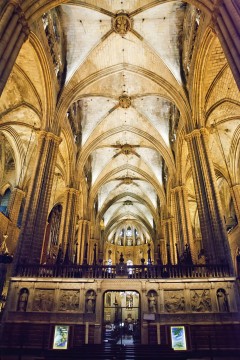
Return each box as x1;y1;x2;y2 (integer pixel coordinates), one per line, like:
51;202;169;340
126;226;132;237
41;204;62;264
0;188;11;215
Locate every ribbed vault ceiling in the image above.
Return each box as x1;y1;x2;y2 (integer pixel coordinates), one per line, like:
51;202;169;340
3;0;237;247
59;0;187;241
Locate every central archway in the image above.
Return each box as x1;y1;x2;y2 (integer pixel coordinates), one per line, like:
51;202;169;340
103;290;140;345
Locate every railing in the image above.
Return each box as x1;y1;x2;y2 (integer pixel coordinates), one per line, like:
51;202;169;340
15;263;231;279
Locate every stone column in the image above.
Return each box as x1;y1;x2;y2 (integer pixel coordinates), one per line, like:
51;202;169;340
123;227;126;246
213;0;240;89
0;134;5;177
94;282;102;343
59;188;79;261
76;220;83;264
7;187;25;225
171;186;197;263
99;226;105;262
162;218;176;264
77;220;90;264
79;283;85;313
133;225;136;245
96;219;105;262
14;131;61;266
230;185;240;223
159;238;166;264
185;128;232;268
0;2;30;95
88;239;97;265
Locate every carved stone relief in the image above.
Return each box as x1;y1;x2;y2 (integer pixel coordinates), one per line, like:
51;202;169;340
41;10;64;83
119;95;131;108
191;289;212;312
58;290;80;311
113;14;131;35
32;289;54;312
164;291;185;313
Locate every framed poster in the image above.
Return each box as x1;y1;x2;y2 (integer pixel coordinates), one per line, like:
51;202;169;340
170;326;187;351
53;325;69;350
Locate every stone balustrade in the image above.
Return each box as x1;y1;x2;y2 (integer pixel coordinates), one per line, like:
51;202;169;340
15;263;231;279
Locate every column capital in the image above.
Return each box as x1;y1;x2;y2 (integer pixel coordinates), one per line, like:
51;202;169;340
22;24;30;41
185;127;209;141
13;187;25;196
14;5;25;20
37;130;62;144
162;217;173;224
65;187;79;196
171;185;186;193
79;219;91;225
231;183;240;189
82;219;91;227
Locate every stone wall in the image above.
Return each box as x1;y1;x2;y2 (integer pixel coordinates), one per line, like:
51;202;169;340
1;277;239;348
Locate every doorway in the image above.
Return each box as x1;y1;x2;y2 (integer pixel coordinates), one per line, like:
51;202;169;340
103;290;140;345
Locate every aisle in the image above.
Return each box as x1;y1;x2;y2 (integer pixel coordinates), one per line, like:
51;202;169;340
117;335;134;345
